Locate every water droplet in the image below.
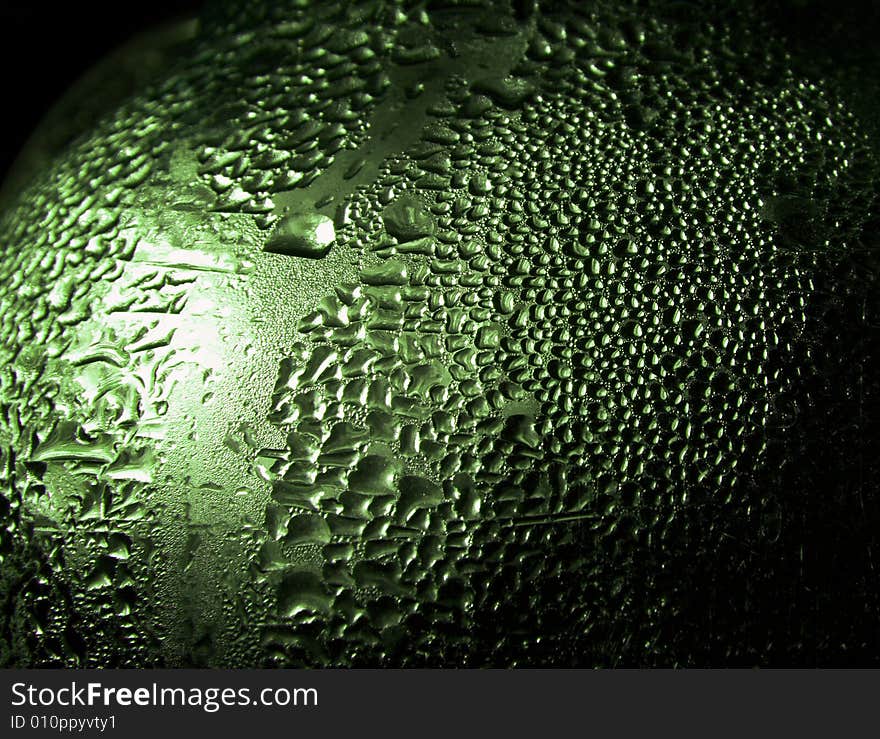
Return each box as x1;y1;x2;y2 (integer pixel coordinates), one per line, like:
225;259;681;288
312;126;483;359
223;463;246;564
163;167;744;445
265;213;336;258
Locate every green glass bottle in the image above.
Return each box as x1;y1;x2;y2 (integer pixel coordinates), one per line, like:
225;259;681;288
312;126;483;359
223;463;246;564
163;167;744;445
0;0;878;667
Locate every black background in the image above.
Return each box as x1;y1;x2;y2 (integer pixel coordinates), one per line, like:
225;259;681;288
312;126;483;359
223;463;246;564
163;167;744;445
0;1;204;185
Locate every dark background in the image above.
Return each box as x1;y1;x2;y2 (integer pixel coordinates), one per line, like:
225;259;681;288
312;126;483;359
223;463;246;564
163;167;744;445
0;1;204;185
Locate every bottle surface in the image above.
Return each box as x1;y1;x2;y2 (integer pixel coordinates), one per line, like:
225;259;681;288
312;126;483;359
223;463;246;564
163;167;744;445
0;0;878;667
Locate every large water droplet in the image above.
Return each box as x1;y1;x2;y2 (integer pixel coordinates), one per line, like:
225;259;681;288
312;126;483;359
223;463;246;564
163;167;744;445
265;213;336;258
